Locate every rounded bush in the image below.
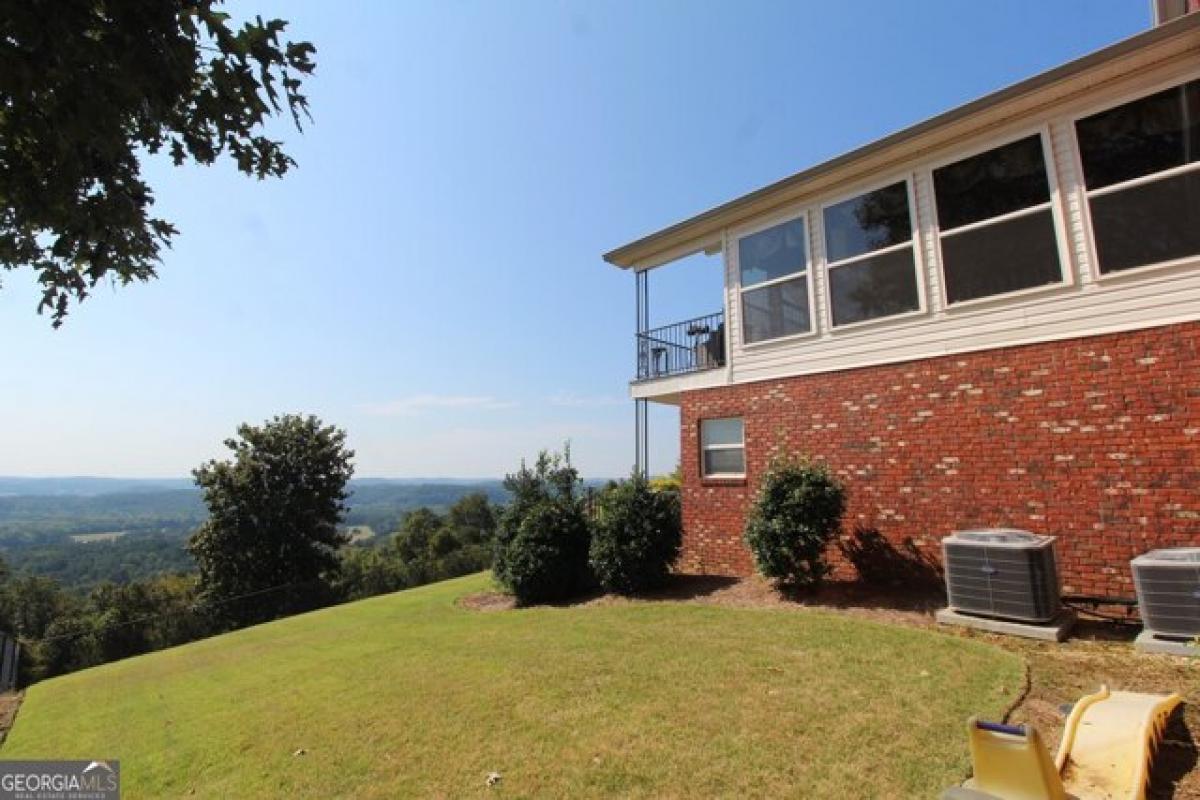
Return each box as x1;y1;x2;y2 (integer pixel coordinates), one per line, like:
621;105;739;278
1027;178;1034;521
493;448;593;604
498;500;591;604
744;457;846;587
590;472;682;594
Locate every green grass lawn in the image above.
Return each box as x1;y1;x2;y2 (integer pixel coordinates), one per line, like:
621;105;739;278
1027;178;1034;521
3;573;1022;798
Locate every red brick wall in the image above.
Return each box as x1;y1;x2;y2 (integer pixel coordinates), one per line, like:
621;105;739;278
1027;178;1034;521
679;322;1200;598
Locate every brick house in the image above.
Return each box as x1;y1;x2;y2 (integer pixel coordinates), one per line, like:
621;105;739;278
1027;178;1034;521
603;11;1200;600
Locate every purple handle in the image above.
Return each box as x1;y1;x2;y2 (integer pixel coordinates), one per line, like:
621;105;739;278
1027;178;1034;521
976;721;1025;736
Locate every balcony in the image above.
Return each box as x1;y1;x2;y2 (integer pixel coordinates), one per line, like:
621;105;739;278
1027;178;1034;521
635;311;725;381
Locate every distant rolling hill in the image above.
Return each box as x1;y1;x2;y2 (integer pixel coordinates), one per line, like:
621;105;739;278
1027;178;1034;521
0;476;193;497
0;478;512;541
0;478;513;589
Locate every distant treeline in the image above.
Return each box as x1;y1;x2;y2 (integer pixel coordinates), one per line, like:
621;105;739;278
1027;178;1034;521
0;480;513;590
2;493;500;685
4;534;195;591
0;489;205;542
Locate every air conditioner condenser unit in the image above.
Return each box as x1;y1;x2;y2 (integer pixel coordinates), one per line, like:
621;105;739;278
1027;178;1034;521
942;529;1063;624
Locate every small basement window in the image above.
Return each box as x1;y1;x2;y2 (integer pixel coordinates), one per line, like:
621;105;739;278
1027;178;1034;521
822;181;921;326
1076;78;1200;275
700;417;745;478
738;217;813;344
933;134;1063;303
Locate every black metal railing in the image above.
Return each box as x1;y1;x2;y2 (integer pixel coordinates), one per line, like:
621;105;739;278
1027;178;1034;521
635;311;725;381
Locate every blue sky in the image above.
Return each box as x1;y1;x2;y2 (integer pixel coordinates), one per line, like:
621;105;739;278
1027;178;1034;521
0;1;1148;479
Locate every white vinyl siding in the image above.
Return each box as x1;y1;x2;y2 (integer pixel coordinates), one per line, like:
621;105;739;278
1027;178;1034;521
705;59;1200;391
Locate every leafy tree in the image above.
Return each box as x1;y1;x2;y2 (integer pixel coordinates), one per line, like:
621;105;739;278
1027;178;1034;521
0;574;81;683
138;574;210;650
0;0;316;324
79;582;156;665
493;448;592;605
0;575;73;641
445;492;496;544
188;414;353;627
590;472;681;594
744;456;846;587
332;547;407;602
332;504;493;604
28;617;82;682
428;528;463;559
392;508;443;562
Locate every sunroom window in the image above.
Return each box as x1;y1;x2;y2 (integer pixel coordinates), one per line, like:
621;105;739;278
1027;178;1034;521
822;181;921;326
1076;78;1200;274
933;134;1063;304
738;217;812;344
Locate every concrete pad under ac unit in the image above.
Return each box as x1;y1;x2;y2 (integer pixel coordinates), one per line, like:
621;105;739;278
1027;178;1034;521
1134;629;1199;657
936;607;1077;642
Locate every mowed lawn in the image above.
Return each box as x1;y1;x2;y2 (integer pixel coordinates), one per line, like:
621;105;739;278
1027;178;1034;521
4;573;1022;798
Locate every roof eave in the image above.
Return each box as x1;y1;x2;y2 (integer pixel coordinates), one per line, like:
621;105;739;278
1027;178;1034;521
603;12;1200;270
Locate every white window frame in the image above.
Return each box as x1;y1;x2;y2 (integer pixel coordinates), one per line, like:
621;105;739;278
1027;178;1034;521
927;126;1074;311
733;210;819;348
699;417;745;479
1070;70;1200;284
818;175;928;331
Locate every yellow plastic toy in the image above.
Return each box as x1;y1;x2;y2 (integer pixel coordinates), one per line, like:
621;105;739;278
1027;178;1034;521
943;686;1182;800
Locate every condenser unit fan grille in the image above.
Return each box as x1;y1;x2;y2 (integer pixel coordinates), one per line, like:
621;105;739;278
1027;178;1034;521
943;529;1062;624
1132;548;1200;640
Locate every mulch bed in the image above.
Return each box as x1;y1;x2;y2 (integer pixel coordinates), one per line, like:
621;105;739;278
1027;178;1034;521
457;591;515;612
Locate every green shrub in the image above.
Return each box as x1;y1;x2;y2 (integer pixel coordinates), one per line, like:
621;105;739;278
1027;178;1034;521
590;472;681;594
493;448;592;604
498;500;591;604
744;456;845;587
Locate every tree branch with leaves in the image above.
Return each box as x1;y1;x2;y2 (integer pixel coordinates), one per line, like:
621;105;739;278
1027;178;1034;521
0;0;316;324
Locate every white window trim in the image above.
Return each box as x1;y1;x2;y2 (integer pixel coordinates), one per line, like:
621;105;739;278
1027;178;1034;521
733;210;819;346
1068;68;1200;285
818;175;929;332
1065;66;1200;284
699;417;745;479
1085;158;1200;199
926;126;1075;312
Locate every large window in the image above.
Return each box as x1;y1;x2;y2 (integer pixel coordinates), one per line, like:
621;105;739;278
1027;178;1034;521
738;217;812;343
933;134;1063;304
1076;78;1200;275
700;417;745;478
822;181;921;326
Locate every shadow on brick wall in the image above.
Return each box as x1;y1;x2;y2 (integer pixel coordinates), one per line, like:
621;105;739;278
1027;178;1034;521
837;526;944;590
